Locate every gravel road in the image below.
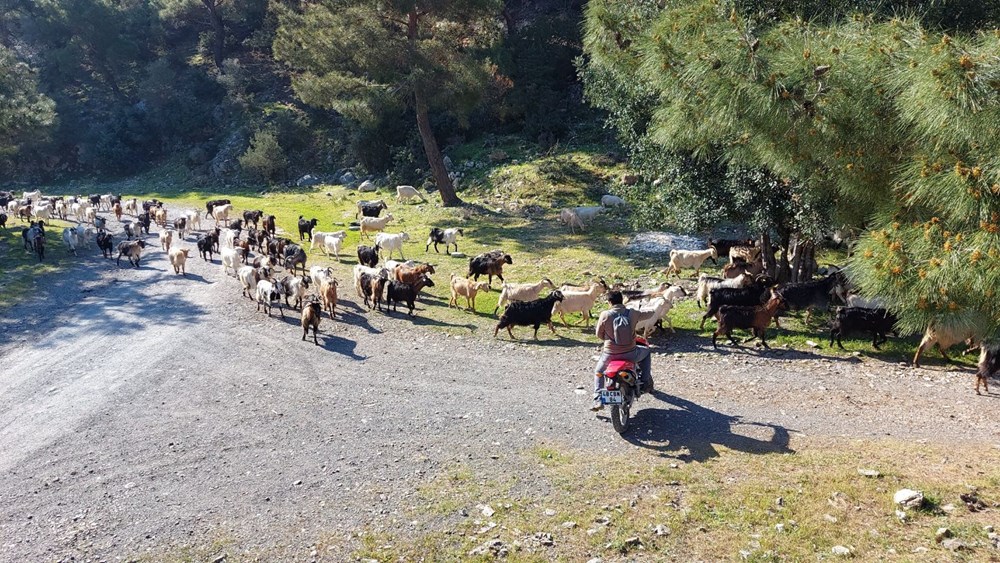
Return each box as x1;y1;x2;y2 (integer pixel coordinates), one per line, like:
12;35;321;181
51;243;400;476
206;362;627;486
1;225;997;561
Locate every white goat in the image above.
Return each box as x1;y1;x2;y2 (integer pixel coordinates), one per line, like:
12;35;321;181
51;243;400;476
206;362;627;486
663;247;718;278
374;231;409;260
396;185;426;203
845;294;887;309
239;265;268;298
551;280;609;327
320;232;348;260
221;247;239;276
913;323;981;368
124;198;138;216
494;278;556;315
695;272;752;308
309;266;335;289
360;213;394;239
62;228;80;256
184;209;202;232
255;279;284;317
311;230;346;251
212;204;233;226
600;194;626;207
559;208;586;233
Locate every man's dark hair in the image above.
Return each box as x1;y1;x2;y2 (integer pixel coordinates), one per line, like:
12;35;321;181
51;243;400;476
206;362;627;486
608;290;624;305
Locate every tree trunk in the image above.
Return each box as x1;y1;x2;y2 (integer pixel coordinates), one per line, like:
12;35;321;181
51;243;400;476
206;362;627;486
408;9;461;207
203;0;226;74
777;232;791;283
790;237;803;283
760;232;775;278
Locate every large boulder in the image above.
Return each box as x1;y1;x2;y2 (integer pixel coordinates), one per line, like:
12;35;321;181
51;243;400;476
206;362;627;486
339;171;357;185
358;179;376;193
443;156;453;170
210;129;248;178
296;174;322;187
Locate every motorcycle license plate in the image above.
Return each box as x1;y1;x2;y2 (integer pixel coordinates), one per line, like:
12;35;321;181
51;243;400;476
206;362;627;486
600;390;623;405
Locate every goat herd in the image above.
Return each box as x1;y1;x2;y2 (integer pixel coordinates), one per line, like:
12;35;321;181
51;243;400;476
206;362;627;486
2;190;995;393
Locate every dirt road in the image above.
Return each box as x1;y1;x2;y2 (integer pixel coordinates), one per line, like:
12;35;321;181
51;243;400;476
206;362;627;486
1;228;996;561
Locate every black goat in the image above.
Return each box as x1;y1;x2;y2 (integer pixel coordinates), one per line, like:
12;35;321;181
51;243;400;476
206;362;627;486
284;244;307;274
116;240;147;268
122;222;135;240
197;229;219;261
268;237;290;261
708;238;755;264
141;199;162;213
494;290;564;339
205;198;231;216
0;212;6;229
262;214;276;236
243;209;263;229
298;216;318;241
136;212;152;235
701;276;777;330
357;244;379;267
830;307;898;350
773;271;847;326
96;231;114;258
356;199;388;218
360;272;388;311
386;275;436;316
976;343;1000;395
469;250;513;287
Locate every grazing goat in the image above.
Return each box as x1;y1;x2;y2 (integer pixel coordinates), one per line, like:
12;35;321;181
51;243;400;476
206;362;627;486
360;214;394;239
357;244;379;267
494;278;556;315
772;271;847;326
976;342;999;395
255;279;284;317
426;227;463;253
298;216;318;241
238;265;270;298
494;291;565;339
169;247;191;275
712;293;786;349
278;275;311;309
830;307;898;350
301;301;322;344
559;208;586;233
375;231;409;260
696;273;752;308
96;231;114;259
450;275;490;311
394;262;435;284
387;275;436;316
320;231;348;260
701;276;777;330
356;199;388;218
552;279;609;327
468;250;513;287
663;247;718;278
395;185;426;203
205;199;231;216
116;240;148;268
600;194;626;207
319;278;339;319
912;322;981;368
159;229;175;252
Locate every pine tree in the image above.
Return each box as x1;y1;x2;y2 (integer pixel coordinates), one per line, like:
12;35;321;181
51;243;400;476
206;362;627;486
273;0;502;206
0;45;55;159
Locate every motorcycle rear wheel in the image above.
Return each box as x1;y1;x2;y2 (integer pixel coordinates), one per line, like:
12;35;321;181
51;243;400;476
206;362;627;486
611;390;632;434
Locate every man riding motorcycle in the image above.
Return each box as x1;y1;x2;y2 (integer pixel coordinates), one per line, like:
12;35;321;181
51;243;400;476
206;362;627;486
591;290;653;411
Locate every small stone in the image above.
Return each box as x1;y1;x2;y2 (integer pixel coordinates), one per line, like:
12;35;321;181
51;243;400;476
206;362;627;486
806;340;819;348
450;252;466;258
586;558;602;563
941;503;956;513
941;538;968;552
984;525;994;533
857;468;880;478
831;545;852;556
775;523;785;533
561;521;577;529
293;480;303;486
935;528;951;542
623;536;642;548
775;497;784;507
654;524;669;536
893;489;924;509
824;514;838;523
895;510;907;522
586;528;598;536
481;504;495;517
212;555;227;563
544;508;556;516
534;532;554;546
594;515;610;525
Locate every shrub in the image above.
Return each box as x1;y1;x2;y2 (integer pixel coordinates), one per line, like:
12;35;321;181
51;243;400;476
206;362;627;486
239;128;287;181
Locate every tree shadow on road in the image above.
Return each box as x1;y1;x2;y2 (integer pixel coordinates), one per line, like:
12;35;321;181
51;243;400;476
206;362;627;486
601;390;794;462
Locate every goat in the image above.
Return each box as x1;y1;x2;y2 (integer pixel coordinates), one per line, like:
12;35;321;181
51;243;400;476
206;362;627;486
159;229;175;252
297;216;318;241
395;185;426;203
169;247;191;275
320;231;348;260
375;231;409;260
629;297;673;337
124;198;138;216
494;278;556;315
173;217;187;240
62;228;80;256
360;214;394;239
426;227;463;253
283;244;308;274
357;244;379;267
116;240;148;268
197;228;220;261
153;207;168;228
662;248;718;278
136;212;151;235
712;292;785;349
243;209;263;229
319;277;339;319
221;247;239;276
494;291;565;339
600;194;626;207
255;279;284;317
0;212;8;229
205;198;231;216
830;307;898;350
311;230;346;252
360;272;389;311
696;273;753;308
184;209;202;232
707;238;755;264
301;301;322;344
212;204;233;226
845;294;887;310
450;274;490;311
701;276;777;330
976;342;999;395
262;214;276;235
552;280;609;327
468;250;512;287
96;231;114;259
913;322;981;368
729;244;762;263
386;275;436;316
238;265;270;298
356;199;388;218
559;208;586;233
278;275;311;309
773;271;847;326
395;262;435;284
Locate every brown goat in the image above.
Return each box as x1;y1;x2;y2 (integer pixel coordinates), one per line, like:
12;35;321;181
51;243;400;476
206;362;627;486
712;292;785;349
449;274;490;311
301;301;322;344
320;278;339;319
395;262;436;284
723;257;764;279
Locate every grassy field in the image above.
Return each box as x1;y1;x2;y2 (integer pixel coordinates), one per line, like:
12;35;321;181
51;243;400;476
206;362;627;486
334;437;1000;561
0;215;84;309
7;142;973;368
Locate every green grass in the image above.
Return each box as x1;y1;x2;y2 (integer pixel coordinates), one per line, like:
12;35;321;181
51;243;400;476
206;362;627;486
0;216;85;310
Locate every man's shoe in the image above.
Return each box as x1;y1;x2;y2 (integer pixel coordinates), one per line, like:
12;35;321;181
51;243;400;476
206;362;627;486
590;399;604;412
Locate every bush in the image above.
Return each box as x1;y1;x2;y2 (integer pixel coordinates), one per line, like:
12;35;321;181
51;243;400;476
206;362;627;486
239;129;287;181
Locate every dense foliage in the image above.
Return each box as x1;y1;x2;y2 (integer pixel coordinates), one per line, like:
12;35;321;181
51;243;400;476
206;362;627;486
581;0;1000;334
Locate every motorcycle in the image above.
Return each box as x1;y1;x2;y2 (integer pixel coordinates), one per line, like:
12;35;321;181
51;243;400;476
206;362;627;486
598;337;649;434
